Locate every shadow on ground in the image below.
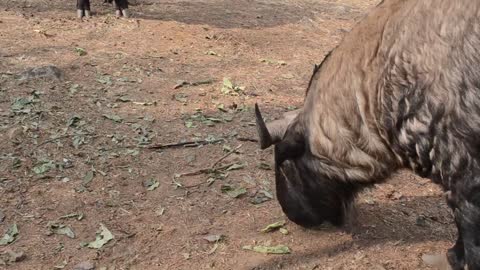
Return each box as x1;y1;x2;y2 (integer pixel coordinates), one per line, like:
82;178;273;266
251;194;456;269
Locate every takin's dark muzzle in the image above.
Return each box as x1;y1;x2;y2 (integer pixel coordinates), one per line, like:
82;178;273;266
255;103;359;228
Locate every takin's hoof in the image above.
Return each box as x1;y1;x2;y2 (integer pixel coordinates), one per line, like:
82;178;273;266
77;9;84;19
84;10;91;19
122;9;129;18
422;253;454;270
115;10;122;18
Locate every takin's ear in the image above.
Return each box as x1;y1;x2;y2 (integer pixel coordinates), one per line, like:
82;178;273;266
274;121;306;164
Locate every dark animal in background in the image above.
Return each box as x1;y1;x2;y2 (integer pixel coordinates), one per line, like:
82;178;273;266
255;0;480;269
76;0;129;19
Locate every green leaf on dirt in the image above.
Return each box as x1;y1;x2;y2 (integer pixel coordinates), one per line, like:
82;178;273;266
103;114;123;123
221;184;247;198
257;162;272;170
261;220;286;233
226;163;245;171
250;189;274;205
86;224;114;249
124;149;140;156
279;228;289;235
69;84;80;95
83;171;95;186
48;223;75;239
175;93;188;104
59;213;84;221
242;244;290;254
116;96;131;102
33;160;56;175
67;115;82;128
73;135;86;149
185;121;196;128
96;75;112;85
221;78;245;96
144;179;160;191
11;97;34;113
0;224;18;246
74;47;87;56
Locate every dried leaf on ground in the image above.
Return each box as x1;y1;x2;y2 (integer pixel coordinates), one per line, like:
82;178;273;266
33;160;56;175
48;223;75;239
242;244;290;254
86;224;114;249
221;185;247;198
226;163;245;171
221;78;245;96
74;47;87;56
144;179;160;191
0;224;18;246
67;115;82;128
261;220;286;233
250;189;273;205
59;213;84;221
103;114;123;123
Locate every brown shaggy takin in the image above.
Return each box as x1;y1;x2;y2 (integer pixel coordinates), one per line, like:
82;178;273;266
255;0;480;269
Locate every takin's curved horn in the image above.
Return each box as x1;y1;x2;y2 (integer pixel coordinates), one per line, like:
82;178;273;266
255;103;299;149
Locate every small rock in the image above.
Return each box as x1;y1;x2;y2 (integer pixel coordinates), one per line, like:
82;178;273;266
202;234;224;243
16;65;63;81
73;261;95;270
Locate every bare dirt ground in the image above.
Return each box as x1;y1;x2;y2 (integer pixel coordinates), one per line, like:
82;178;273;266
0;0;457;269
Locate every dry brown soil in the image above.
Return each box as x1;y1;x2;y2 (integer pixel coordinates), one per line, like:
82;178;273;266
0;0;456;269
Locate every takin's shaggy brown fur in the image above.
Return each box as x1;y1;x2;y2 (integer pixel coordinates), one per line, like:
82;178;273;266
255;0;480;269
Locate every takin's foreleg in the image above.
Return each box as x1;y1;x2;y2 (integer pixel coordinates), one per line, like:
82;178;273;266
76;0;91;18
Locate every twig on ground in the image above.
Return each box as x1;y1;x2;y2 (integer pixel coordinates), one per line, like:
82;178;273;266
236;137;258;143
174;145;243;188
147;138;224;150
211;144;242;168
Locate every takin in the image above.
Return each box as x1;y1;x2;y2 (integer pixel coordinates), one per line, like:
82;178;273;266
255;0;480;269
76;0;129;19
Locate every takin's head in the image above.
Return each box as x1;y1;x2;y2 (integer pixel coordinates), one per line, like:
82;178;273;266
255;104;363;228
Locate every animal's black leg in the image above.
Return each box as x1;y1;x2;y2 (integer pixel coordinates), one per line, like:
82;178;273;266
76;0;91;18
114;0;129;18
446;192;466;270
84;0;91;18
458;185;480;270
76;0;85;18
447;220;465;270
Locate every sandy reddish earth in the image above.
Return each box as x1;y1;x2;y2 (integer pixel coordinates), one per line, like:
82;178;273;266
0;0;456;269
